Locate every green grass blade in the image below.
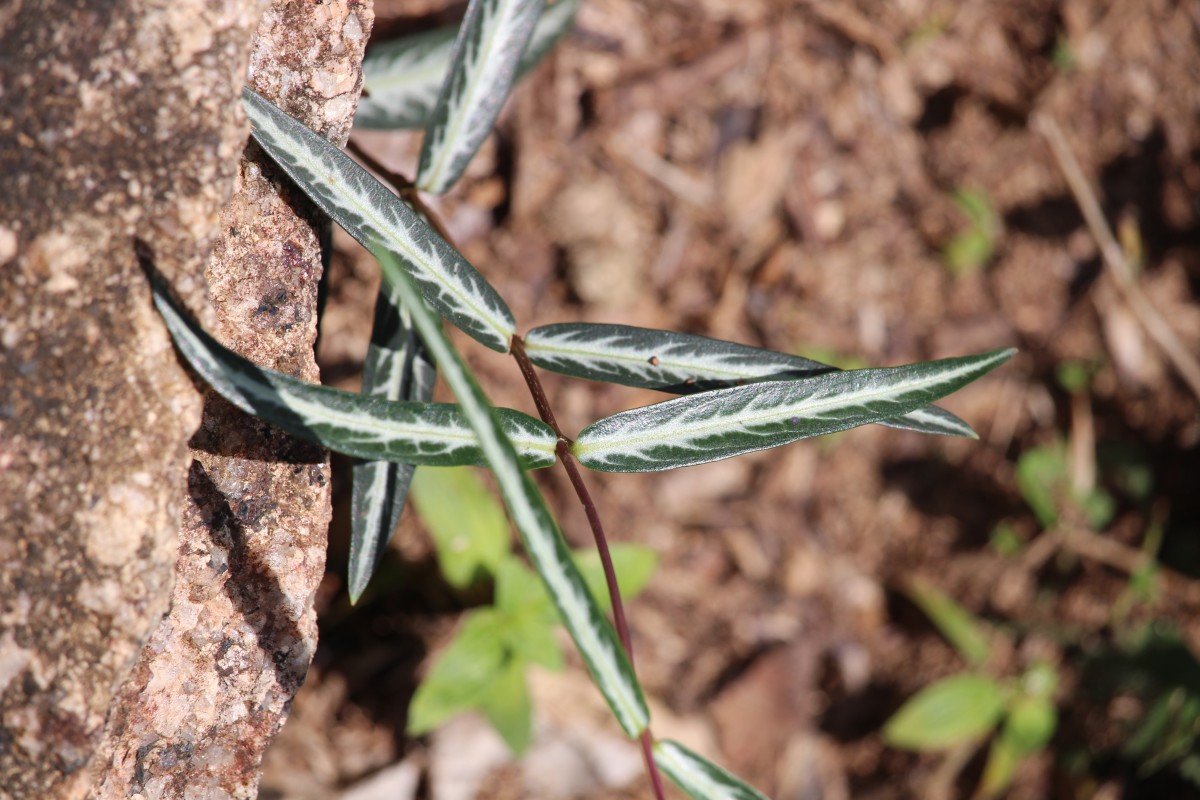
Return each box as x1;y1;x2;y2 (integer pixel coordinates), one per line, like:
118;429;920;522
903;576;993;667
653;740;769;800
152;279;554;468
348;285;438;603
372;246;651;738
573;349;1015;472
416;0;546;194
242;87;516;352
356;0;581;130
524;323;975;438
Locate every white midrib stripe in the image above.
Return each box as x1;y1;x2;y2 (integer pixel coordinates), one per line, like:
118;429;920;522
528;337;966;433
525;338;780;381
177;311;550;459
366;53;450;94
283;387;554;458
361;464;390;541
252;111;512;348
574;362;989;457
656;749;728;799
421;1;514;191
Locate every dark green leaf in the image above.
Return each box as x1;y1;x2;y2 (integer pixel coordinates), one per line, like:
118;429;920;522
243;87;517;352
417;0;546;193
356;0;581;130
349;286;437;603
524;323;975;437
573;349;1015;473
152;276;555;468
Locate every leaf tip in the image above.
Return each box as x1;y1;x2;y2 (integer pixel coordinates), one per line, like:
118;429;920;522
346;572;369;605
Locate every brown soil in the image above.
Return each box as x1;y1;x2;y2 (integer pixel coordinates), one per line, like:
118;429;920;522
262;1;1200;798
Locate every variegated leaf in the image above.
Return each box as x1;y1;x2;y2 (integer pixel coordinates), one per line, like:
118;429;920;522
152;279;554;469
356;0;581;130
572;349;1015;472
348;284;438;603
524;323;975;438
357;26;459;130
520;0;582;69
242;87;516;352
653;740;769;800
416;0;546;194
373;247;651;738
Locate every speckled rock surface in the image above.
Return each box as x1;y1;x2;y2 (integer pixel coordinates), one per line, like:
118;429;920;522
0;2;265;797
87;1;372;798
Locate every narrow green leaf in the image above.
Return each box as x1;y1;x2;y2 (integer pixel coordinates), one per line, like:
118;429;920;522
151;279;555;468
357;26;460;130
356;0;581;130
373;247;651;738
883;674;1007;752
411;466;511;588
479;658;534;754
349;286;437;603
524;323;976;438
518;0;582;74
242;87;516;352
573;349;1016;473
653;739;770;800
904;577;993;667
416;0;546;194
408;610;508;735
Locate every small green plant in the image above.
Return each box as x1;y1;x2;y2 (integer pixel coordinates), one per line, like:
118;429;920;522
1084;624;1200;788
943;188;1000;276
884;578;1059;798
150;1;1014;795
1015;440;1115;531
406;466;657;752
1051;35;1076;72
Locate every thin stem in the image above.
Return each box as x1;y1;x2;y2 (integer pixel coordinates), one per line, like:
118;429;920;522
511;337;635;660
511;334;564;436
512;335;666;800
557;439;635;660
345;138;413;190
1033;114;1200;404
641;730;667;800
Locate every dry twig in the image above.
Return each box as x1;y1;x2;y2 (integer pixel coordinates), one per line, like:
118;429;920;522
1033;114;1200;403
